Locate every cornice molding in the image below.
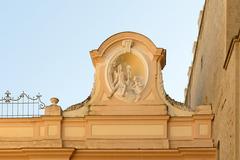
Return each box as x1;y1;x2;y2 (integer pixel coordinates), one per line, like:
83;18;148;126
223;29;240;69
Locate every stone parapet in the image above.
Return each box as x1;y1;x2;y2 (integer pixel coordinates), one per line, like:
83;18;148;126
0;114;213;149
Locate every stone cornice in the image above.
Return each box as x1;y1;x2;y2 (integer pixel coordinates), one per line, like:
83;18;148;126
223;28;240;69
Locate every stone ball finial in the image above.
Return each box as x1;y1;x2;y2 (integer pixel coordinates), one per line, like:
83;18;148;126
50;97;59;105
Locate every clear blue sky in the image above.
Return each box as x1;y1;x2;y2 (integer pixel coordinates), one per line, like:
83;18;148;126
0;0;205;109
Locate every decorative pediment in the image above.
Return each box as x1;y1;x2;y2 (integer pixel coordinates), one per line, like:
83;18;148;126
88;32;167;115
64;32;210;116
90;32;166;69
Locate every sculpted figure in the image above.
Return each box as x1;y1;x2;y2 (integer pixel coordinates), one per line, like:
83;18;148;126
125;65;132;86
108;59;145;101
133;76;144;93
132;76;144;101
109;64;127;98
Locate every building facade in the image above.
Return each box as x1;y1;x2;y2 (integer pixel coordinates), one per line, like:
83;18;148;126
185;0;240;160
3;0;240;158
0;32;215;160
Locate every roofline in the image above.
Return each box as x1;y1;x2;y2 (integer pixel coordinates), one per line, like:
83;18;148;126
184;0;207;104
97;31;157;51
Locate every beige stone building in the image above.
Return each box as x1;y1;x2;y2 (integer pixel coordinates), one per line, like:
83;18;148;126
185;0;240;159
0;0;239;159
0;31;215;160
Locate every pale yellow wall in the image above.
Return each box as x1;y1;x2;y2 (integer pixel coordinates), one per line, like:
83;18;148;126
186;0;240;159
0;115;213;150
0;115;215;159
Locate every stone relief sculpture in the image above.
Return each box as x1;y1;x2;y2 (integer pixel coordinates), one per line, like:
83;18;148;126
109;63;127;97
108;54;146;102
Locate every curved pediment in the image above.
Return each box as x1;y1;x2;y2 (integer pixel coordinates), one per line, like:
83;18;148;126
90;32;165;69
64;32;202;116
90;32;165;104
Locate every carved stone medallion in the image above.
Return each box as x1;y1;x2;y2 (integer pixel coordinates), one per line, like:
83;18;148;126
106;40;148;102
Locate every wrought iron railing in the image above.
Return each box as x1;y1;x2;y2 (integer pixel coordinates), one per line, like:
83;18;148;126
0;91;45;118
